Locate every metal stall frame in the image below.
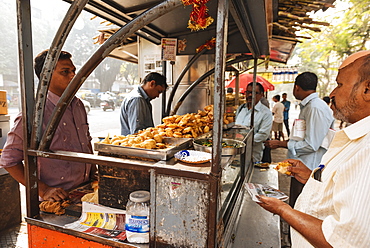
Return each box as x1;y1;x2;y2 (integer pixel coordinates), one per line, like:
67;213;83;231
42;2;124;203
16;0;269;247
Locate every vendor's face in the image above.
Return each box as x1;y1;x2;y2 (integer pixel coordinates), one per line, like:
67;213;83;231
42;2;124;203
245;85;263;104
146;80;166;99
49;59;76;96
330;66;360;123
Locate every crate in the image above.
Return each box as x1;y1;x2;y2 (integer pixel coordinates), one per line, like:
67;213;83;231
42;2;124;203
0;91;8;115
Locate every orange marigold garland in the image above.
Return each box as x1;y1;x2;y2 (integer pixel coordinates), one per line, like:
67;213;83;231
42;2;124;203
181;0;214;31
196;37;216;53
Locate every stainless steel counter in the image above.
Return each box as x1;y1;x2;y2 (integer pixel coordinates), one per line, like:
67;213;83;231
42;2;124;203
233;165;281;248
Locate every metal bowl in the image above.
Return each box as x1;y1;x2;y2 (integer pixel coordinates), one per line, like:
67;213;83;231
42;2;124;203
193;138;245;155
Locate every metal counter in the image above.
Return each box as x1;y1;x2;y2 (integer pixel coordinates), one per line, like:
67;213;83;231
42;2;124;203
25;127;253;247
233;165;281;248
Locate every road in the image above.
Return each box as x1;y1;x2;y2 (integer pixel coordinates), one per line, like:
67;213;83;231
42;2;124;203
87;107;121;138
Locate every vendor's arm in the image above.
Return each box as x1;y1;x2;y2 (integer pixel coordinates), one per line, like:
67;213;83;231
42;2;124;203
257;196;332;248
5;163;68;201
1;115;68;201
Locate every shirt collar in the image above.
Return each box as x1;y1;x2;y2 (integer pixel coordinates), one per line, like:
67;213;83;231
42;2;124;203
343;115;370;140
253;101;263;111
48;91;76;106
300;92;318;107
138;86;151;101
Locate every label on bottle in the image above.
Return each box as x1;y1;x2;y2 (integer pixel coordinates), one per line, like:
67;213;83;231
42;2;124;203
125;215;149;233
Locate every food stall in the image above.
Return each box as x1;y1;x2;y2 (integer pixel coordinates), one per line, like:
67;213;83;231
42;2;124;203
16;0;335;247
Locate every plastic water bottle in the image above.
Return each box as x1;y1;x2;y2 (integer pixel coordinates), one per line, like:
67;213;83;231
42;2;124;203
125;190;150;243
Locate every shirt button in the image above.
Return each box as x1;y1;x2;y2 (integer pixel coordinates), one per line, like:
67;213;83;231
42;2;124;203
61;177;64;180
77;127;80;130
82;143;85;145
63;122;67;126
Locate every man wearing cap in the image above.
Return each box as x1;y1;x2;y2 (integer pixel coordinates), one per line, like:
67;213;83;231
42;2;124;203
257;50;370;247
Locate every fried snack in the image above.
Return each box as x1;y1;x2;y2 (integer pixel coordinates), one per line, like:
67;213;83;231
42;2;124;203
39;200;71;215
81;192;98;204
81;181;99;204
275;162;292;176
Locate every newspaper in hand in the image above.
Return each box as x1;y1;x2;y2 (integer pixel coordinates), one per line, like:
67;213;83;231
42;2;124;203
245;183;288;203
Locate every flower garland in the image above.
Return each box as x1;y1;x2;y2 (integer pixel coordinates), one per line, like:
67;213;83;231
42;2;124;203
181;0;214;31
196;37;216;53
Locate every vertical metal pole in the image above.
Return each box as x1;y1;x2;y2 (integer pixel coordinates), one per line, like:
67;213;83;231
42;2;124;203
16;0;39;217
250;58;258;127
161;60;167;120
235;70;240;106
211;0;228;246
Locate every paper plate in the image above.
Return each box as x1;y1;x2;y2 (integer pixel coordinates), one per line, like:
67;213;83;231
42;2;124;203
174;150;211;164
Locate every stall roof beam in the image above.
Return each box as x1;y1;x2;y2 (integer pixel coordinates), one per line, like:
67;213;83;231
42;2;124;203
32;0;89;150
229;0;270;58
63;0;166;44
39;0;183;151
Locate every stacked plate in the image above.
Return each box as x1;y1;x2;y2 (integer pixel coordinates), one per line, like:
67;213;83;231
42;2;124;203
174;150;211;164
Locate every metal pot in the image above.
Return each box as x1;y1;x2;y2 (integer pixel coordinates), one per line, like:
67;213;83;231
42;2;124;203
193;138;245;155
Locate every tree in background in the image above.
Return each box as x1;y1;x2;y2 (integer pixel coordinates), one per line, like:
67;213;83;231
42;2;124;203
294;0;370;96
119;62;138;86
95;58;123;92
0;0;18;83
0;0;124;94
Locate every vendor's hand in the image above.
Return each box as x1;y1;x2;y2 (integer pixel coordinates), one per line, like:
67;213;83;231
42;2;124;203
285;159;312;184
41;186;69;202
256;195;292;215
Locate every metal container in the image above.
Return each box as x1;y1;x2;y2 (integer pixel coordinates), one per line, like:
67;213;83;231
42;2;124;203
193;138;245;155
94;137;192;161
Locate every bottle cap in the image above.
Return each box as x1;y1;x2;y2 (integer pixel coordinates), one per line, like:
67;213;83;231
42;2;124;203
129;190;150;203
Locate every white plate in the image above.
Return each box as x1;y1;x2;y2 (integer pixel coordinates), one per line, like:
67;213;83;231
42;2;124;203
174;150;211;164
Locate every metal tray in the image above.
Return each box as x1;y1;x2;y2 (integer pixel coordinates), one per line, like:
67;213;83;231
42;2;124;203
193;138;246;156
94;137;193;161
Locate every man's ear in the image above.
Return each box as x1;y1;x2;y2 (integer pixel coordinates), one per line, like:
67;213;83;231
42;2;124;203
364;80;370;101
149;80;156;88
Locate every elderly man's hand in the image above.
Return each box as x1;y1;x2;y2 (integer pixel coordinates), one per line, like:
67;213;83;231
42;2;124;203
41;186;69;202
256;195;292;215
285;159;312;184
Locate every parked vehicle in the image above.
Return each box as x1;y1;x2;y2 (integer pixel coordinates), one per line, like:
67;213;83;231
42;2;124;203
100;100;115;111
84;93;100;108
81;99;91;114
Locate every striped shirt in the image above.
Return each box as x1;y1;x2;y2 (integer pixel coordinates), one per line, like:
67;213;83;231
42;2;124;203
291;114;370;247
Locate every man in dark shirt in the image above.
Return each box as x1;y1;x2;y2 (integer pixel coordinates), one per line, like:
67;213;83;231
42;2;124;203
281;93;291;137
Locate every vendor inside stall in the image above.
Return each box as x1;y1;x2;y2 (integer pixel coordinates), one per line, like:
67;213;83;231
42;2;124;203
120;72;167;136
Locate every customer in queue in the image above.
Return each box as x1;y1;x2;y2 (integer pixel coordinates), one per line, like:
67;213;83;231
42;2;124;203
264;72;334;207
257;50;370;247
0;50;96;202
235;82;272;162
281;93;291;137
120;72;167;136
